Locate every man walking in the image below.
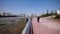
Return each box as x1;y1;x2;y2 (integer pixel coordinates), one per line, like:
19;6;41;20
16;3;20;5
37;16;40;22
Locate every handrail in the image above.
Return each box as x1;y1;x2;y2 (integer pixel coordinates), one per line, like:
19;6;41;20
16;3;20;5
21;19;31;34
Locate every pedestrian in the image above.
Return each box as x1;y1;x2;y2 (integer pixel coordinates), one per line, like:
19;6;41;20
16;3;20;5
37;16;40;22
26;18;28;22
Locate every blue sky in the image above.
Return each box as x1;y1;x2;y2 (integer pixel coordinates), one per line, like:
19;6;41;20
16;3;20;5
0;0;60;15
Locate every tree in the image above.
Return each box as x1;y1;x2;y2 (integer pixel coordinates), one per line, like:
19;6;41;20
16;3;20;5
3;12;6;16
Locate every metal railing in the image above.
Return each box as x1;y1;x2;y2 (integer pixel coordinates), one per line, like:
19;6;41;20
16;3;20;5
22;19;33;34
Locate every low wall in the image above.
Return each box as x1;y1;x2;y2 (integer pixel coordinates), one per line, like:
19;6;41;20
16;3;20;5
22;19;33;34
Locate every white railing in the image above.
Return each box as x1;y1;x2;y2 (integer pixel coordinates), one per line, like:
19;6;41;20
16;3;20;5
21;19;31;34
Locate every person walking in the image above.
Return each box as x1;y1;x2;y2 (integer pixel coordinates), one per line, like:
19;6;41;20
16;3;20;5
26;18;28;22
37;16;40;22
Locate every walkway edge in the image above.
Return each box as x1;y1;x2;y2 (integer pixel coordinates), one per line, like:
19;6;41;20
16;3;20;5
21;19;30;34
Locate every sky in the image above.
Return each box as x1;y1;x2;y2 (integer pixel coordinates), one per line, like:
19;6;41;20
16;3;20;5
0;0;60;15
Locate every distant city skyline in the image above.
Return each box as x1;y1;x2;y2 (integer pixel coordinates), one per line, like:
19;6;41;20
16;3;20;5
0;0;60;15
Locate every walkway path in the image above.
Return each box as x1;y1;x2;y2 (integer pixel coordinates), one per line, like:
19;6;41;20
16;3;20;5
32;17;60;34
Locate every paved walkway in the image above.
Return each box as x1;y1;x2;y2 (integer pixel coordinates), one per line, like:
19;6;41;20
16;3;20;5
32;17;60;34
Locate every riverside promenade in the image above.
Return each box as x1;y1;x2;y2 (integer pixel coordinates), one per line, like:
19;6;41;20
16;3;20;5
32;17;60;34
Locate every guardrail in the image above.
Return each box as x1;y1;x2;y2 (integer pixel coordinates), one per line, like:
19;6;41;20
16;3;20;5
22;19;33;34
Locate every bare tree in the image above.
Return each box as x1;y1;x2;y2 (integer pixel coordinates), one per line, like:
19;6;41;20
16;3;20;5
3;12;6;16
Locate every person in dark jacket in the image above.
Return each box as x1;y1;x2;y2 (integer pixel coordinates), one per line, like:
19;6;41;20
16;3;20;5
37;16;40;22
26;18;28;22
